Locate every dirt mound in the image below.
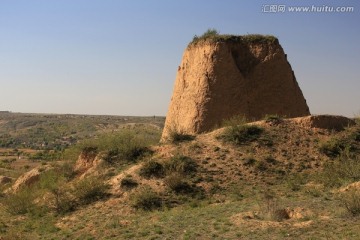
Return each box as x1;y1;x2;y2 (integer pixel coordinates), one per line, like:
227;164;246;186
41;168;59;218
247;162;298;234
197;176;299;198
162;34;309;140
293;115;355;131
10;168;43;192
74;148;103;178
339;181;360;192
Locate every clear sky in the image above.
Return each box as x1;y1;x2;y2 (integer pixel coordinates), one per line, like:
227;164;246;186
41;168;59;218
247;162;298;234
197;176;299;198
0;0;359;116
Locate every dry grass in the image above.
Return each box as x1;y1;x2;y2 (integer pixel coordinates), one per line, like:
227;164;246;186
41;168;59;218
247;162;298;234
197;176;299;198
1;117;360;239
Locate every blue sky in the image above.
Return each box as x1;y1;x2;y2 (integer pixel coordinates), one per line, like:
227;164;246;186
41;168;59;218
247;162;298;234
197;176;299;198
0;0;359;116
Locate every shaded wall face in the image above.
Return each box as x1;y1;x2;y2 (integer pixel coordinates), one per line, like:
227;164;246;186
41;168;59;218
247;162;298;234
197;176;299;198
162;41;310;140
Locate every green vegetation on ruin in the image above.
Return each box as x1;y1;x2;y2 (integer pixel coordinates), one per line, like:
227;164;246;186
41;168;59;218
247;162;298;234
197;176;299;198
190;28;278;46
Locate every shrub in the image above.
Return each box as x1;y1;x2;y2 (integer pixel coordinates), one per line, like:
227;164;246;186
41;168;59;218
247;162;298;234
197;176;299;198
102;142;150;163
260;192;289;221
121;144;149;162
2;187;36;215
264;114;283;125
255;160;268;172
222;115;247;127
265;156;279;165
241;34;278;44
37;169;66;192
131;187;162;211
51;188;77;214
355;116;360;125
103;148;121;163
319;124;360;158
139;160;165;178
192;28;219;44
120;176;138;190
318;153;360;187
81;146;98;159
351;129;360;142
165;155;197;175
319;138;346;157
72;177;109;205
164;174;193;194
220;124;263;145
243;157;257;166
71;129;157;163
169;132;195;143
286;173;308;191
58;161;76;180
190;30;277;46
342;189;360;216
166;126;195;144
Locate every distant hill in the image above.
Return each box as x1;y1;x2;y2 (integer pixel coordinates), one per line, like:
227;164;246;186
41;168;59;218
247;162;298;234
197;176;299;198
0;112;165;150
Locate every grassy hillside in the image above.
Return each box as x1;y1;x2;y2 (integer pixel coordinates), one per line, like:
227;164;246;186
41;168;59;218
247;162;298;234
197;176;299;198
0;115;360;239
0;112;164;150
0;112;164;180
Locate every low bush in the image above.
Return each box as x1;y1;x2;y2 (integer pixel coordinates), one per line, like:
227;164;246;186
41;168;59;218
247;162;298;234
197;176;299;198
65;129;158;163
51;188;77;214
191;28;219;44
220;124;263;145
165;155;197;175
131;187;162;211
190;29;277;45
120;176;138;190
58;161;76;180
260;192;289;222
221;115;247;127
49;176;109;214
139;160;165;178
264;114;283;125
166;126;195;144
243;157;257;166
80;146;98;159
317;153;360;187
286;173;308;191
255;160;268;172
164;174;193;194
342;189;360;216
319;124;360;158
352;130;360;142
37;169;66;192
101;136;150;163
2;187;37;215
72;177;109;205
319;138;347;157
